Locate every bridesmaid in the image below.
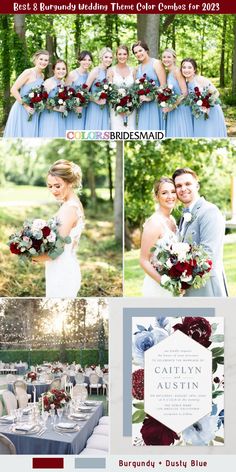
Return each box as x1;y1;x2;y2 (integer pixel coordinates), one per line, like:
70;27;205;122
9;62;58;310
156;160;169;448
161;48;193;137
181;58;227;137
85;47;113;130
132;40;166;130
39;59;67;138
107;45;136;130
4;50;49;137
66;50;93;130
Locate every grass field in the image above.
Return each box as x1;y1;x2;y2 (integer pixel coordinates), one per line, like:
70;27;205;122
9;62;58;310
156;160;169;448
124;240;236;297
0;187;122;297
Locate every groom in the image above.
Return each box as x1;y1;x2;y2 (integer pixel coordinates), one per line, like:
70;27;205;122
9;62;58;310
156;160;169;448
172;167;228;297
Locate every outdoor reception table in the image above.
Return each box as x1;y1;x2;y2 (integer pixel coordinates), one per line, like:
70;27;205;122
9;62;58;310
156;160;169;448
0;402;104;454
8;381;51;401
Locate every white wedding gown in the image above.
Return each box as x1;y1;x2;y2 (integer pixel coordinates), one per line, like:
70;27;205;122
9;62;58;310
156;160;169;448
45;199;85;298
142;219;178;298
110;67;136;130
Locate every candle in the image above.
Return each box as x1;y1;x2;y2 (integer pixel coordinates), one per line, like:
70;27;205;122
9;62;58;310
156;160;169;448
41;394;44;414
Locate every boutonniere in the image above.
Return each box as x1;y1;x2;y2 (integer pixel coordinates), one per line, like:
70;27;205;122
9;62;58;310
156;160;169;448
183;212;193;223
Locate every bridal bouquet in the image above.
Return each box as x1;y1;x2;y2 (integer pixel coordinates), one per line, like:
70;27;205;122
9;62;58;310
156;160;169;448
109;84;135;126
92;78;112;109
47;84;75;117
151;240;212;296
132;74;157;107
69;84;90;118
156;84;179;118
8;217;71;261
39;388;71;412
22;85;49;121
185;86;221;120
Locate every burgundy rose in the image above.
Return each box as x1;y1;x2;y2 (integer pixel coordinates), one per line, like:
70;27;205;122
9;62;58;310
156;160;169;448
100;92;107;99
31;238;43;251
132;369;144;400
141;416;179;445
95;81;101;87
42;91;49;99
10;242;21;255
137;90;145;95
202;98;210;108
173;317;212;347
82;84;88;89
42;226;51;238
168;261;193;279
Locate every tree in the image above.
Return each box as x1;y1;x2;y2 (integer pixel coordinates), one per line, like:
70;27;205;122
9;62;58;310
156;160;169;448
137;15;160;56
220;16;227;87
233;16;236;97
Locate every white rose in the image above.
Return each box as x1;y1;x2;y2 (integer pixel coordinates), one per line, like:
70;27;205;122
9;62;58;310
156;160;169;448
31;219;47;230
28;92;34;98
118;88;126;96
58;99;64;105
103;85;109;90
160;102;167;107
161;274;171;285
47;231;56;243
135;79;140;84
197;99;203;106
116;106;122;112
58;88;63;93
166;258;173;269
183;212;192;223
139;85;143;90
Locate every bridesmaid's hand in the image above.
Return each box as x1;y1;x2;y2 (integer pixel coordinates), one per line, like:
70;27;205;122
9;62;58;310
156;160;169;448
139;95;151;103
55;105;66;113
96;98;106;106
75;106;83;114
23;104;35;115
32;254;50;263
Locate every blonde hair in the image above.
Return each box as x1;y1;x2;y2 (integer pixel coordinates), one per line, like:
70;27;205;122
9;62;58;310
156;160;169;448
99;47;113;61
162;48;177;60
32;50;49;64
48;160;82;189
153;177;175;199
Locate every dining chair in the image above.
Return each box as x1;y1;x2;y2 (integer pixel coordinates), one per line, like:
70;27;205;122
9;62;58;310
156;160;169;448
2;391;17;415
0;434;16;454
102;373;109;395
89;373;102;395
75;372;88;387
49;378;61;390
17;390;29;408
13;380;31;403
6;374;16;383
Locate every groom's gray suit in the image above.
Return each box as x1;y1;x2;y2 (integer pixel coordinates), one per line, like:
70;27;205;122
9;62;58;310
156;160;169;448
181;197;228;297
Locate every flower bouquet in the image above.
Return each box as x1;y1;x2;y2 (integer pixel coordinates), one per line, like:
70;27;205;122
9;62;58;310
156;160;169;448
8;217;71;262
109;84;135;126
51;367;63;374
92;78;111;109
184;86;221;120
25;371;37;382
47;84;75;117
39;388;71;412
22;85;49;121
150;240;212;296
156;84;179;119
69;84;90;118
132;74;157;107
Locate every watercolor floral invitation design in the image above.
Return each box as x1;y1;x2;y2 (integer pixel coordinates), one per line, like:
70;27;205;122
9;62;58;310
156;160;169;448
132;316;224;446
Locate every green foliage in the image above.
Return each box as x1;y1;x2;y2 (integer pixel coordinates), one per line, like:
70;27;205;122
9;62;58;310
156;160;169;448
125;139;236;230
0;349;108;367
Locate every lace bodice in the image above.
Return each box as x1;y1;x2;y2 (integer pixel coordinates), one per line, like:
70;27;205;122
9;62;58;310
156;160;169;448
57;199;85;252
143;213;178;248
112;67;134;88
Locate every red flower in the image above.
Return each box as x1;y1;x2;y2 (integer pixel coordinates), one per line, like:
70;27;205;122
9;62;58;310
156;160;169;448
137;90;145;95
31;238;43;251
173;317;212;347
95;81;101;87
120;96;129;106
10;242;21;255
168;261;193;279
132;369;144;400
42;91;49;99
31;96;42;103
141;416;179;445
82;84;88;89
42;226;51;238
145;88;151;94
100;92;107;99
202;98;210;108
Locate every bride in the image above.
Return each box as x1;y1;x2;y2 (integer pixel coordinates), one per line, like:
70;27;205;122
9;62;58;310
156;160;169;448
33;159;85;298
107;45;136;130
140;177;178;297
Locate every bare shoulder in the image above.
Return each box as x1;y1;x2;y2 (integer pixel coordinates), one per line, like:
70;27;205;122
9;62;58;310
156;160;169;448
143;212;163;231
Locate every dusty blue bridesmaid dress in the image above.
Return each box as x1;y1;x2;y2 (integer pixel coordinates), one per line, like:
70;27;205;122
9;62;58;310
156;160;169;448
136;59;164;130
4;77;43;137
66;71;88;130
39;78;66;138
85;69;109;130
188;80;227;137
165;72;193;137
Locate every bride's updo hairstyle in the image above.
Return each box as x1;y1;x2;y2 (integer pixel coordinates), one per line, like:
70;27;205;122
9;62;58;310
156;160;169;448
48;160;82;190
153;177;175;200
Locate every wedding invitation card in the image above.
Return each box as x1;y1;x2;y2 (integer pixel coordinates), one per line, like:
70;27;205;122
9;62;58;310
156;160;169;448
132;316;224;446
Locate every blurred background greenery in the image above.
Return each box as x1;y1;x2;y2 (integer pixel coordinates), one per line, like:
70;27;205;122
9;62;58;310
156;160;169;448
124;138;236;296
0;139;123;297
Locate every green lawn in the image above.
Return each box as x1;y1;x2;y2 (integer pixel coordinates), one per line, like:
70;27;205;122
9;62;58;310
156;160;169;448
0;195;122;297
124;243;236;297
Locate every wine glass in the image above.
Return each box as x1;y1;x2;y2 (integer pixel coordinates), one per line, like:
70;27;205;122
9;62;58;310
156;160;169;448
57;408;63;422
